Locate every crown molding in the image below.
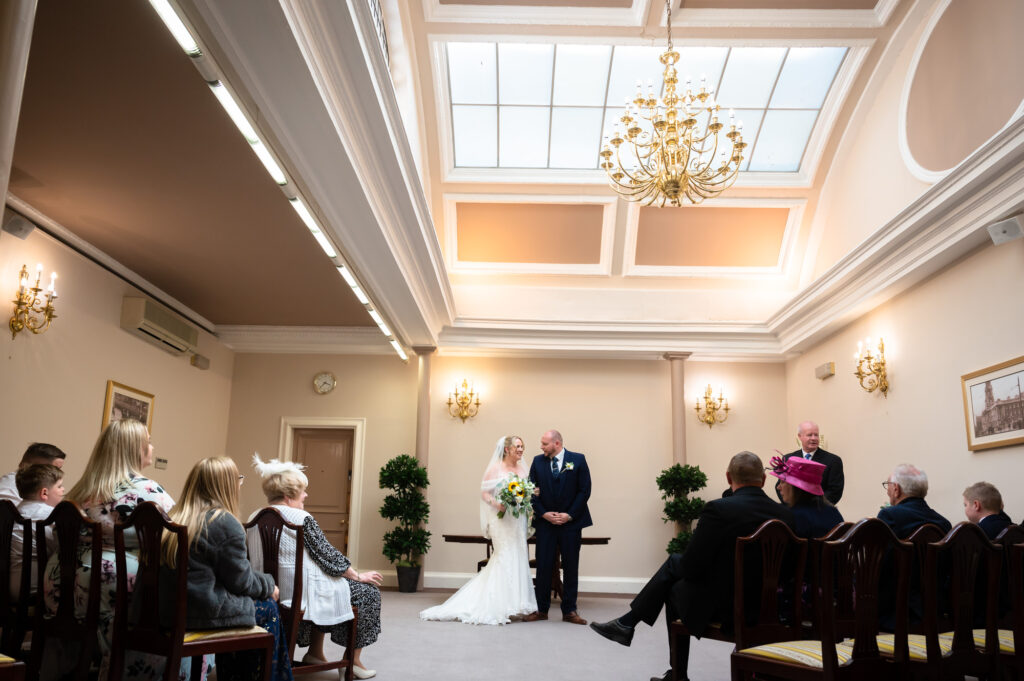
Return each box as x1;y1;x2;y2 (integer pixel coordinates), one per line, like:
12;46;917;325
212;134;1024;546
421;0;651;27
672;0;899;29
218;325;393;355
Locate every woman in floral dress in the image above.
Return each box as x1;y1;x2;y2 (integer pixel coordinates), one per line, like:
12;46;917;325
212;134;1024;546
42;419;175;681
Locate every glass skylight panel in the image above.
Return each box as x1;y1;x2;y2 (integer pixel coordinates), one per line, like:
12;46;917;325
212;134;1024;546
549;108;604;168
675;47;730;95
716;47;787;109
730;109;765;172
499;106;550;167
770;47;847;109
552;44;612;106
606;46;666;106
498;44;554;105
747;109;818;171
447;42;496;105
452;105;497;167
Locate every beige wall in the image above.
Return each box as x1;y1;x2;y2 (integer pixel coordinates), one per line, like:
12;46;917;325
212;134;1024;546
224;353;418;571
787;239;1024;527
0;228;235;499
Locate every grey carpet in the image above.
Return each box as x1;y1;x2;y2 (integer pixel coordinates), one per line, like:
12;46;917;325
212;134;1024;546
301;590;734;681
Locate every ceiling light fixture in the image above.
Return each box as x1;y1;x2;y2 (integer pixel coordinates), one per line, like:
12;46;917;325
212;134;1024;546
600;0;746;206
209;82;288;185
288;198;337;258
147;0;200;56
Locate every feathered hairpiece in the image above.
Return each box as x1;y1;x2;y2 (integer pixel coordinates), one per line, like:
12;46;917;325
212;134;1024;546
251;452;307;478
768;455;789;475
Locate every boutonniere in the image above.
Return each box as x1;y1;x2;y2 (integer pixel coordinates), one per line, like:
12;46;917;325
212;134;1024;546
564;462;575;471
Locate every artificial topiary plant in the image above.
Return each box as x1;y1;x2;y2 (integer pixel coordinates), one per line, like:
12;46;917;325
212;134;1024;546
656;463;707;554
379;454;432;567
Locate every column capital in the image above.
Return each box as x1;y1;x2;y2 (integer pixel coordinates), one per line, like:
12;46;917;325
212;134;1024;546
662;352;692;361
412;346;436;356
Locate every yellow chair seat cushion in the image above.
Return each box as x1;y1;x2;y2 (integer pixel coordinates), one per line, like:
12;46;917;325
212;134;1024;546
0;655;15;665
183;625;267;643
875;633;953;660
736;640;854;668
970;629;1014;654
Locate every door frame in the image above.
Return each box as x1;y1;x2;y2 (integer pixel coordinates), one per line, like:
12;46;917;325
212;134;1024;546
278;416;366;567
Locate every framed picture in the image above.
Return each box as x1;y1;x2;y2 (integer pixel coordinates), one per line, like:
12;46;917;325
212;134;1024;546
961;355;1024;451
102;380;155;431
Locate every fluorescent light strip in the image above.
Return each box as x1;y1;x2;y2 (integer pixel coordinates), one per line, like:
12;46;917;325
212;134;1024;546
337;265;358;288
209;82;259;143
147;0;200;55
368;309;391;337
389;340;409;361
252;141;287;185
289;199;337;258
350;285;369;305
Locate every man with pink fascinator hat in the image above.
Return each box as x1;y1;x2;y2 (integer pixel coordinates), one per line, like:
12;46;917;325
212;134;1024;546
768;455;844;539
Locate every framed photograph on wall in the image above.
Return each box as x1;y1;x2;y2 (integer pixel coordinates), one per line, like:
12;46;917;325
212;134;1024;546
961;355;1024;451
102;380;155;431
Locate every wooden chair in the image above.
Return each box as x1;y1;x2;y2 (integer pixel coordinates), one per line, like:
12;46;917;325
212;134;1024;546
245;507;355;681
670;519;807;681
1003;540;1024;681
109;502;274;681
29;501;103;681
0;657;25;681
804;521;854;637
731;518;912;681
0;502;32;657
903;524;946;634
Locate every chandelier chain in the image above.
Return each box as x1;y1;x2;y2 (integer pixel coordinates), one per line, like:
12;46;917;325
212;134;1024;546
666;0;672;50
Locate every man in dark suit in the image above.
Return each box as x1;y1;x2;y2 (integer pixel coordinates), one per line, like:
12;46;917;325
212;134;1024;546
877;463;952;537
776;421;844;505
589;452;794;681
962;481;1012;539
524;429;592;625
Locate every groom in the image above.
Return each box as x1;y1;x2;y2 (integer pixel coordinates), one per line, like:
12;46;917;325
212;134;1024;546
524;429;592;625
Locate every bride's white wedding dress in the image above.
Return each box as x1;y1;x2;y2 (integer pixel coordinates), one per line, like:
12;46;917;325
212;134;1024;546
420;468;537;625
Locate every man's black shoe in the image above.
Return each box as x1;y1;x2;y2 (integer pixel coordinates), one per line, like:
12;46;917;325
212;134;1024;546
588;618;634;647
651;671;684;681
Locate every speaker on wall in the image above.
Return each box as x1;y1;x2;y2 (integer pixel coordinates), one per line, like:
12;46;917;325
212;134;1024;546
987;214;1024;245
1;213;35;240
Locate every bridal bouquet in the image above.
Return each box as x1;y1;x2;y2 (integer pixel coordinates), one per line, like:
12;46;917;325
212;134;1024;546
495;475;535;520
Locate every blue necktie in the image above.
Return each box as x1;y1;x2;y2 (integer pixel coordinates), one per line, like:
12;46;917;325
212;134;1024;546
551;458;559;476
804;452;812;460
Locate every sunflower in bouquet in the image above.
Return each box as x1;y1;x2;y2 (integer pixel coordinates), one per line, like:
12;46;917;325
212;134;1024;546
496;474;535;520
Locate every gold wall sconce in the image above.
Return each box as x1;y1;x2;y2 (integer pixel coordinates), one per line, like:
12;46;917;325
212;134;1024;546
447;379;480;422
854;336;888;397
695;384;730;428
10;263;58;339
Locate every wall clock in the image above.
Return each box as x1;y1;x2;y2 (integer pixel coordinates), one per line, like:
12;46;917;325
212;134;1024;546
313;371;336;395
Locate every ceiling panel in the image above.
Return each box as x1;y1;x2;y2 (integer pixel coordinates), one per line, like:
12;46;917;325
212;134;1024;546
456;202;604;263
635;206;789;267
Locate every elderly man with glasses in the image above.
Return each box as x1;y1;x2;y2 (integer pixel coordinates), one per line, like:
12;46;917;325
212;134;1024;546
877;463;951;539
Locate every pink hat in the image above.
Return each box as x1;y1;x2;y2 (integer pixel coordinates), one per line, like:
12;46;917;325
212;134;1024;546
768;456;825;496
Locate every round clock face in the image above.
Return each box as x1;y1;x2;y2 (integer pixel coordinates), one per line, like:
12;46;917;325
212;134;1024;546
313;371;336;395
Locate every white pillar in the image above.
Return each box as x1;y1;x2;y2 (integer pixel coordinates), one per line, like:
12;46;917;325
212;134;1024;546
413;346;435;465
0;0;37;207
664;352;691;466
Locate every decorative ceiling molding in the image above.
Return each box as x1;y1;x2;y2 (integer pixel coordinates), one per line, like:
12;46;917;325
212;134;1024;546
621;198;806;279
442;193;617;275
218;326;394;355
421;0;652;27
672;0;899;29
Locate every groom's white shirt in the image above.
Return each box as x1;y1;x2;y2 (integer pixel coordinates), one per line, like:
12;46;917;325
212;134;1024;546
552;448;565;471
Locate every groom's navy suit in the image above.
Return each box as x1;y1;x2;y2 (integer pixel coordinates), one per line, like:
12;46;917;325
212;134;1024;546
529;450;592;615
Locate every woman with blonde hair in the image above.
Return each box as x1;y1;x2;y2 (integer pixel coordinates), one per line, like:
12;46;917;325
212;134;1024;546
247;455;382;679
161;456;292;681
42;418;174;681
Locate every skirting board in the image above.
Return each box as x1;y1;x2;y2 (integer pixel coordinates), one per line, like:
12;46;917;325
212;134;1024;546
373;570;647;594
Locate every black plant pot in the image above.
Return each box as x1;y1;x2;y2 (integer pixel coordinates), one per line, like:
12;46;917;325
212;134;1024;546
396;564;421;593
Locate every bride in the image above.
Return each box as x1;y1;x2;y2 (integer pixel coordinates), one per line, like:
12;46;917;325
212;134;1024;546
420;435;537;625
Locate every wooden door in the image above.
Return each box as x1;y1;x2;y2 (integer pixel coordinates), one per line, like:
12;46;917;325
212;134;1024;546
293;428;353;554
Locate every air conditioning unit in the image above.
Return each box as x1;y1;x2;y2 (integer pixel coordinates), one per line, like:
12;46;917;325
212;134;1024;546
120;297;199;355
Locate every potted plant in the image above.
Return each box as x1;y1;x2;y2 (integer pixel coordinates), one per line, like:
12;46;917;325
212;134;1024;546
656;463;707;554
379;454;431;592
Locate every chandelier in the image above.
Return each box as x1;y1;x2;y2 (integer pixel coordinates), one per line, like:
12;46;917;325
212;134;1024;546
600;0;746;206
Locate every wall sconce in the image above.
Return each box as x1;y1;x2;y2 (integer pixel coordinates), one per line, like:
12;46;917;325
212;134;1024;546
447;379;480;422
10;263;58;339
695;384;730;429
853;336;888;397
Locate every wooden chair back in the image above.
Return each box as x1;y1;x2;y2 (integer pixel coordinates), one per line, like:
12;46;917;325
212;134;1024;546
922;522;1001;679
731;519;807;650
244;508;355;681
805;521;853;636
904;523;946;633
1007;541;1024;681
0;501;32;657
29;501;102;681
995;524;1024;629
109;502;274;681
821;518;911;670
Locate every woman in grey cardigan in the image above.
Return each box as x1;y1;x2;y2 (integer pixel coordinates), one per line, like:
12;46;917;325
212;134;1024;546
161;457;292;681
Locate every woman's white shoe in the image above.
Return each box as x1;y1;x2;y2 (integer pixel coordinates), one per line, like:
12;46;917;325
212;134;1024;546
352;665;376;679
301;653;327;665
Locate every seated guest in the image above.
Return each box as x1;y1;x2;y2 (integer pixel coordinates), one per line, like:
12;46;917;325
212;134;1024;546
9;464;63;600
248;455;382;680
42;420;173;681
161;457;292;681
962;481;1011;539
589;452;794;681
0;442;66;503
768;456;843;538
877;463;951;538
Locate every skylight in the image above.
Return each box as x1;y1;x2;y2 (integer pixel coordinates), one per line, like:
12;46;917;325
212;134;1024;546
446;42;847;173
